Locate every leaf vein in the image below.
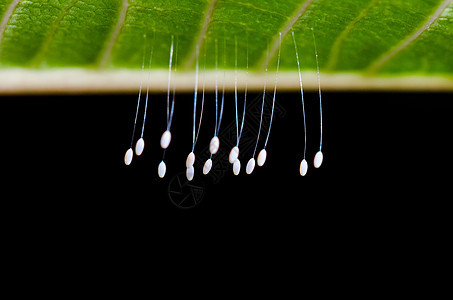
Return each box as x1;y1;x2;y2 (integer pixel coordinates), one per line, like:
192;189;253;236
325;0;379;71
183;0;217;70
259;0;314;70
0;0;22;46
31;0;79;67
99;0;129;69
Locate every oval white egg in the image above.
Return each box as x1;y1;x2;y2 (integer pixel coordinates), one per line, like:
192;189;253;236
135;138;145;156
160;130;172;149
300;159;308;176
246;158;255;174
209;136;220;154
124;148;133;165
257;149;267;167
186;166;194;181
229;146;239;164
186;152;195;168
314;151;323;168
158;161;166;178
233;159;241;175
203;159;212;175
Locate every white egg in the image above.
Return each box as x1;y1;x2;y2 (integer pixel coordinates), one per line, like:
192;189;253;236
299;159;308;176
257;149;267;167
246;158;255;174
203;159;212;175
209;136;220;154
124;148;133;165
135;138;145;156
158;161;166;178
160;130;172;149
233;159;241;176
186;152;195;168
186;166;194;181
228;146;239;164
314;151;323;168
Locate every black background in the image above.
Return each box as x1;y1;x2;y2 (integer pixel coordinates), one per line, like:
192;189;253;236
1;90;451;237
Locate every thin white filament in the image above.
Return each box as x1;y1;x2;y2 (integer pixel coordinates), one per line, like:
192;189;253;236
312;28;323;151
161;36;175;161
140;36;154;138
252;46;269;158
234;37;239;146
130;35;146;147
263;32;281;149
192;45;199;150
214;38;218;137
168;38;178;130
209;38;219;160
292;30;307;159
237;37;248;144
217;37;226;135
166;35;174;127
194;43;207;149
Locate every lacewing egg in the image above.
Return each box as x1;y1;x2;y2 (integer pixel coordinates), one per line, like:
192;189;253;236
300;159;308;176
314;151;323;168
233;159;241;176
246;158;255;174
186;166;194;181
229;146;239;164
160;130;172;149
124;148;133;165
257;149;267;167
135;138;145;156
203;159;212;175
186;152;195;168
209;136;220;155
158;161;166;178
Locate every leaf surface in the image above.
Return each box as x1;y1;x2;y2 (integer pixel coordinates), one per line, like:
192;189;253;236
0;0;452;93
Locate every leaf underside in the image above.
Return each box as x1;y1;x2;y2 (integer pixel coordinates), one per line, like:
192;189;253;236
0;0;452;92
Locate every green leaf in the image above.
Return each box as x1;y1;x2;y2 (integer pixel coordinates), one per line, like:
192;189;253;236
0;0;452;93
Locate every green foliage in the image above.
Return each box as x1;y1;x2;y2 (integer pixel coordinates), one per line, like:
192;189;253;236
0;0;452;76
